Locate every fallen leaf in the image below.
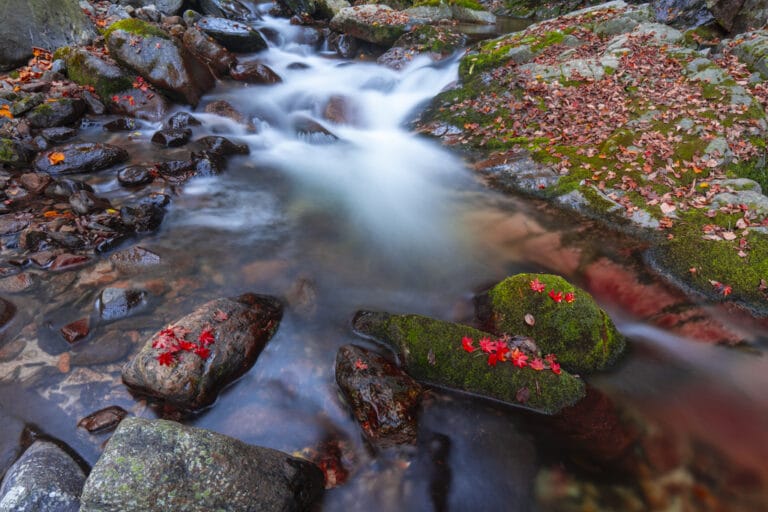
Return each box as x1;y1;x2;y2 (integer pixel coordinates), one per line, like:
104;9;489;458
48;152;65;165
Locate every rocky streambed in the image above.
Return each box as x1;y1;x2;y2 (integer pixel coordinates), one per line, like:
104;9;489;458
0;0;767;511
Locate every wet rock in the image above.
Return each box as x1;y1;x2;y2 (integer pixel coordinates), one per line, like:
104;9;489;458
77;406;128;434
229;60;283;83
105;18;215;106
44;178;94;199
69;189;113;215
0;138;32;168
0;0;97;71
195;135;250;158
97;287;149;322
330;5;412;46
25;98;86;129
0;215;30;236
182;27;236;77
60;318;90;344
151;128;192;147
54;46;134;102
286;276;317;317
0;298;16;331
196;16;269;53
198;0;262;22
164;111;201;130
203;99;255;130
103;118;139;132
476;273;625;374
33;142;129;176
293;115;338;144
652;0;714;28
19;173;51;195
118;165;154;187
122;293;282;410
107;86;171;121
379;25;467;70
0;440;86;512
0;406;25;480
120;202;166;232
41;127;77;143
70;334;133;366
323;94;358;125
0;273;36;294
352;310;585;415
336;344;422;448
80;417;323;511
49;253;91;272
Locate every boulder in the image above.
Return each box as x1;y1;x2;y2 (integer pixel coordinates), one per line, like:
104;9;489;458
651;0;714;27
97;287;149;321
0;138;32;168
0;440;86;512
182;27;236;78
477;273;625;374
709;0;768;33
0;0;97;71
352;311;585;415
122;293;282;410
33;143;129;176
198;0;262;22
107;86;171;122
54;47;134;102
79;417;323;511
25;98;86;129
335;344;422;447
194;135;250;158
330;5;413;46
105;18;215;106
118;165;154;187
77;406;129;434
229;60;282;83
196;16;268;53
151;128;192;147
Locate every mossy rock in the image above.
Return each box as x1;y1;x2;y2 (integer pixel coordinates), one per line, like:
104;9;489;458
103;18;170;41
352;310;586;415
55;46;134;101
484;274;625;374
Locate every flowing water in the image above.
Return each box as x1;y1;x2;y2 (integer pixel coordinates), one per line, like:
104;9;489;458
2;9;768;511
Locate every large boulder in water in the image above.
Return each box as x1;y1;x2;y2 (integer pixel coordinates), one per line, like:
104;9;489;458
196;16;268;53
352;311;585;415
0;0;97;71
79;417;324;512
105;18;215;106
33;143;129;176
198;0;262;22
477;273;625;374
330;5;414;46
0;440;87;512
122;293;282;410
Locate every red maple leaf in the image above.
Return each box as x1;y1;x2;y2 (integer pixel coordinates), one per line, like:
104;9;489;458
550;362;562;375
564;292;575;303
549;290;563;303
529;358;545;371
487;352;499;366
722;285;732;297
479;337;495;353
152;329;177;350
510;348;528;368
177;340;196;352
156;351;175;366
194;346;211;359
529;278;546;293
198;329;215;346
495;342;509;362
354;359;368;370
544;353;557;365
461;336;475;353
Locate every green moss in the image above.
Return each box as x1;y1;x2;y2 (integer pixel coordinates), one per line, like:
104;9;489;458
59;48;134;100
0;139;16;163
104;17;169;41
488;274;625;373
354;311;585;414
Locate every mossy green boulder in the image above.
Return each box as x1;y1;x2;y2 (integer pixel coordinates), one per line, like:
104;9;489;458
352;310;586;415
54;46;134;102
484;273;625;374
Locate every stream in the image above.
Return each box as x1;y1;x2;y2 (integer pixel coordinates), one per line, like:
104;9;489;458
1;7;768;511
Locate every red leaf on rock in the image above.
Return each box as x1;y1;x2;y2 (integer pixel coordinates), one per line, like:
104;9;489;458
529;358;545;371
550;362;562;375
510;348;528;368
156;351;175;366
177;340;196;352
354;359;368;370
529;278;546;293
198;329;215;346
479;337;495;353
461;336;475;353
544;353;557;365
549;290;563;303
564;292;575;303
194;346;211;359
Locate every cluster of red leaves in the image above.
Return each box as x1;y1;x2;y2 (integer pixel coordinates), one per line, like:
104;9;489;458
111;94;136;106
153;325;216;366
529;277;575;303
461;335;561;374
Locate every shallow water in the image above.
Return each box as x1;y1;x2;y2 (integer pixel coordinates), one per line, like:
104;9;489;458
2;10;768;512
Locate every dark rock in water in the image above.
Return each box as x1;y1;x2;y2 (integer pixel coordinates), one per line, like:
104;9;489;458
287;61;311;70
336;344;422;448
103;118;138;132
191;150;225;176
195;135;250;158
182;27;236;77
107;86;170;122
110;246;161;273
118;165;154;187
33;142;129;176
41;127;77;143
60;318;90;344
0;138;33;168
155;159;195;177
82;91;106;115
151;128;192;147
323;94;358;125
69;189;113;215
25;98;86;128
19;173;52;195
120;202;165;232
0;298;16;331
79;417;323;511
49;253;91;272
105;19;215;106
122;293;282;410
0;440;86;512
198;0;262;22
97;287;149;322
164;111;201;130
44;178;94;199
204;99;255;130
652;0;714;28
77;406;128;434
229;60;282;83
293;115;338;144
196;16;268;53
0;0;96;71
0;272;36;294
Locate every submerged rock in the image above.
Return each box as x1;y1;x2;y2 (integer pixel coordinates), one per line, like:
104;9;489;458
182;26;236;78
77;405;128;434
97;287;149;322
336;344;422;448
0;440;86;512
122;293;283;410
478;273;625;374
352;311;585;415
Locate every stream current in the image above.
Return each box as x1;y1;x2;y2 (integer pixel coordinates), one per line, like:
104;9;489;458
1;8;768;511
